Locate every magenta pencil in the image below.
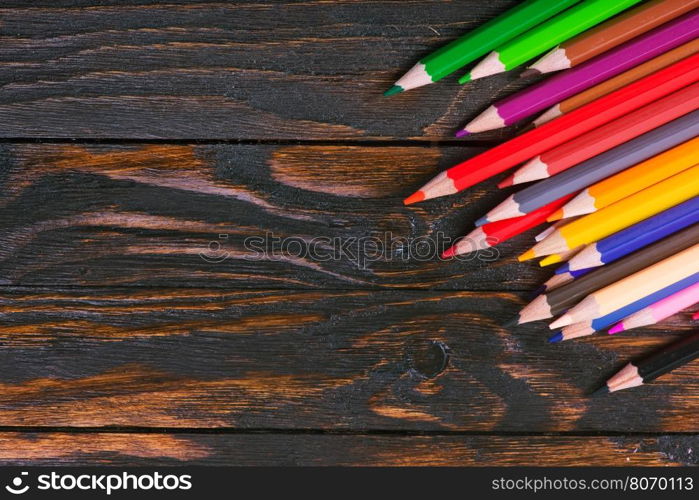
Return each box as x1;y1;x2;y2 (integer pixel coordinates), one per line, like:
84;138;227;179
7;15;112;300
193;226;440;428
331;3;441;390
458;10;699;135
609;282;699;334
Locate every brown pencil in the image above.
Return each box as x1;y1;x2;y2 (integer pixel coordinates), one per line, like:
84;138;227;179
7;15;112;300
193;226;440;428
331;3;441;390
534;39;699;127
516;224;699;325
526;0;699;75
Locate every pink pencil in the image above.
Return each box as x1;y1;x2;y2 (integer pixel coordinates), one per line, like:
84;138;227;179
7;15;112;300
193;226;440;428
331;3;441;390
693;311;699;321
609;281;699;334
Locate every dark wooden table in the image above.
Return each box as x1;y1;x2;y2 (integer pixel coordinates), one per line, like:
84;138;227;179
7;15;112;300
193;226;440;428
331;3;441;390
0;0;695;466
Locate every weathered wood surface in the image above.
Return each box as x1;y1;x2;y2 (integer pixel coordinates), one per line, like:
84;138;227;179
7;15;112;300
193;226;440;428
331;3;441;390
0;433;694;466
0;287;695;434
0;0;696;467
0;0;537;140
0;143;546;289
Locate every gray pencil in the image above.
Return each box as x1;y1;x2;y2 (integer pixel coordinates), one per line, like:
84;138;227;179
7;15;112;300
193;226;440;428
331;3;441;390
478;109;699;225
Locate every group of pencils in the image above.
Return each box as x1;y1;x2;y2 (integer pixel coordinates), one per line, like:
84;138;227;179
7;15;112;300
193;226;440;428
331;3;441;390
386;0;699;395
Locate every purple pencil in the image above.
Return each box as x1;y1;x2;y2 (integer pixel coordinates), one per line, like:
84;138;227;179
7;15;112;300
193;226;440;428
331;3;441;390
455;9;699;137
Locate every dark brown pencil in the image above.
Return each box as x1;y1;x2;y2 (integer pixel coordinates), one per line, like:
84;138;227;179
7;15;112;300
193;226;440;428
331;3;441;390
594;329;699;395
515;224;699;324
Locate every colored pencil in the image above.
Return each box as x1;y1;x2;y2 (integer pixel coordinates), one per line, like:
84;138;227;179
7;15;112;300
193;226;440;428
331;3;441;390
459;11;699;135
517;225;699;324
558;199;699;273
693;312;699;320
507;85;699;187
549;244;699;328
524;166;699;259
383;0;580;95
404;54;699;205
538;247;583;267
526;0;699;75
553;273;699;341
550;138;699;220
542;270;587;293
534;217;582;242
482;111;699;224
609;282;699;334
594;329;699;394
441;194;574;258
533;39;699;127
458;0;643;84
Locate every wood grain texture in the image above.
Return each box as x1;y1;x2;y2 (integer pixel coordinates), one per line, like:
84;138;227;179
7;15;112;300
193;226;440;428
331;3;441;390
1;0;696;467
0;0;538;140
0;433;694;466
0;287;695;432
0;142;547;289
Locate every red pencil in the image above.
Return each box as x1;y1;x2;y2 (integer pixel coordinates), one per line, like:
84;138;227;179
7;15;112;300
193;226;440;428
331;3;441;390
693;311;699;320
508;83;699;185
404;54;699;205
442;194;575;258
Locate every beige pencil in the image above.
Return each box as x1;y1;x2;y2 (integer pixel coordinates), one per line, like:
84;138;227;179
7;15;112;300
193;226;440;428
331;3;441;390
549;244;699;328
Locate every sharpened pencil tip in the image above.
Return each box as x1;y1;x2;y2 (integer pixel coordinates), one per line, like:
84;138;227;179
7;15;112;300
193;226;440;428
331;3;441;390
548;331;563;344
502;315;520;328
474;215;488;227
497;175;514;188
554;263;570;275
608;323;624;335
457;73;471;85
539;254;562;267
527;285;545;300
590;385;609;397
383;85;403;97
547;209;564;222
518;249;536;262
404;191;425;206
441;246;457;259
519;68;541;79
455;129;470;138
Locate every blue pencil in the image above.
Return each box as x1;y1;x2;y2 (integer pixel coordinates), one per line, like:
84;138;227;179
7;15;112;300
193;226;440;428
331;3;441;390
556;197;699;274
550;272;699;342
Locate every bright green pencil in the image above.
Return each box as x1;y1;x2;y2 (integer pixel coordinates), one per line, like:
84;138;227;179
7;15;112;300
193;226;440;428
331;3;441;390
384;0;580;96
459;0;643;84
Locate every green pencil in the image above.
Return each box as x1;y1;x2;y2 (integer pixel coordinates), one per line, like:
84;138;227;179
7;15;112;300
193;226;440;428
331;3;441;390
384;0;581;96
458;0;643;84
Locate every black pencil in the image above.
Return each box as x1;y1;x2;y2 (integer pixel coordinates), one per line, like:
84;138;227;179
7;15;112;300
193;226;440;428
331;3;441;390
594;329;699;395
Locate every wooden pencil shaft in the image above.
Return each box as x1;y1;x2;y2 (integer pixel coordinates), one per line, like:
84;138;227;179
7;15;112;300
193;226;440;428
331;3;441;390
559;39;699;115
584;245;699;318
546;224;699;316
484;0;644;71
511;111;699;215
638;330;699;382
553;165;699;252
408;54;699;204
553;0;699;68
539;84;699;178
400;0;581;86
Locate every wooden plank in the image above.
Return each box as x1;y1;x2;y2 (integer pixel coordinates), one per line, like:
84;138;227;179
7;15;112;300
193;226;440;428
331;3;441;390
0;287;695;432
0;142;546;289
0;432;694;466
0;0;534;140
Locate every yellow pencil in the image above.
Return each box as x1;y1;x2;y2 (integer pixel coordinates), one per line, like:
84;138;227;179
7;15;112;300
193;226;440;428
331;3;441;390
520;164;699;259
549;138;699;220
